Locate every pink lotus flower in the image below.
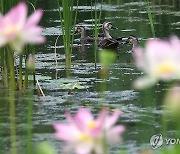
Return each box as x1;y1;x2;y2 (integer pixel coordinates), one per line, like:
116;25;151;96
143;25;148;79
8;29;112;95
0;2;45;54
53;108;125;154
164;85;180;118
133;36;180;89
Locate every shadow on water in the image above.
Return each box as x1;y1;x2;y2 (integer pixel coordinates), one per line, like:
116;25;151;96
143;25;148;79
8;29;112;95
0;0;180;153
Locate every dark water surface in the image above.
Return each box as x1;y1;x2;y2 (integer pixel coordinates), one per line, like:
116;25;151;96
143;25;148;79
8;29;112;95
0;0;180;153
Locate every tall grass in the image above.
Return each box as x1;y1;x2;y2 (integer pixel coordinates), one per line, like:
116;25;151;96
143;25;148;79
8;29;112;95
91;0;103;68
146;0;155;37
57;0;79;70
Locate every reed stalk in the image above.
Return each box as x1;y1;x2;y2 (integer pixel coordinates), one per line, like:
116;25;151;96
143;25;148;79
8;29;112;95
0;48;8;87
18;55;23;90
0;0;4;13
57;0;79;70
91;0;103;68
146;0;155;37
23;46;29;89
27;83;33;154
27;96;33;154
8;48;17;154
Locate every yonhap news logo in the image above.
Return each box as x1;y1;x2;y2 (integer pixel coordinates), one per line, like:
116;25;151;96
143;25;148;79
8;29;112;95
150;134;180;149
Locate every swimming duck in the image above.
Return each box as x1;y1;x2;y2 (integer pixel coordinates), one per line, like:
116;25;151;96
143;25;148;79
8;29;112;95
125;35;139;50
98;21;124;50
75;26;94;43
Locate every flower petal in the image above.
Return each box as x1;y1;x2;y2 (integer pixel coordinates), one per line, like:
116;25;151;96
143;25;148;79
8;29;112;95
25;9;43;28
105;109;122;129
53;123;78;142
75;142;94;154
74;108;94;131
133;76;156;89
107;125;125;143
133;47;146;69
10;38;24;54
0;35;7;47
22;26;45;44
5;2;27;28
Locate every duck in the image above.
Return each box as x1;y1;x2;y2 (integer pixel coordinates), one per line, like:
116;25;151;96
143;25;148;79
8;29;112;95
75;26;109;43
98;21;124;50
75;26;94;43
125;35;139;50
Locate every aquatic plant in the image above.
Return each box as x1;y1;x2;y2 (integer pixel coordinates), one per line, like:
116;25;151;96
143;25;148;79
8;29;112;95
53;108;125;154
98;49;117;100
133;36;180;89
57;0;79;70
0;2;45;154
91;0;103;68
99;50;117;69
0;1;45;90
0;2;45;53
145;0;155;37
164;85;180;119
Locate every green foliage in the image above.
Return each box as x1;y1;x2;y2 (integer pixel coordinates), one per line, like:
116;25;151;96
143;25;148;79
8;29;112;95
57;0;79;69
35;142;56;154
99;50;117;68
91;0;103;67
145;0;155;37
158;145;180;154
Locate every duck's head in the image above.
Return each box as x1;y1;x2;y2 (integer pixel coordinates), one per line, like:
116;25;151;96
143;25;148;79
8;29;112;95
102;21;117;31
125;35;138;45
75;26;85;34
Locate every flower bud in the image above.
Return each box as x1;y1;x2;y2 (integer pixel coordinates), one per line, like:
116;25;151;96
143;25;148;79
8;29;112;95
26;54;35;71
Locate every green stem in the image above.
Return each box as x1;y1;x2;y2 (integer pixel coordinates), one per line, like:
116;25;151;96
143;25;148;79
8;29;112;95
94;0;98;68
102;130;108;154
19;55;23;90
8;49;17;154
0;48;8;88
24;46;29;89
27;86;33;154
24;68;29;89
71;0;79;52
146;0;155;37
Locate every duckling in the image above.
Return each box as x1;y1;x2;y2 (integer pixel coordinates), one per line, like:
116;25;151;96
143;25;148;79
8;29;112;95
75;26;94;43
125;35;139;50
98;21;121;50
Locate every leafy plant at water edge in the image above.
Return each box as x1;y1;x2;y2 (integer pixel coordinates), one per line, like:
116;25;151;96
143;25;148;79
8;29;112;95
57;0;79;69
145;0;155;37
91;0;103;68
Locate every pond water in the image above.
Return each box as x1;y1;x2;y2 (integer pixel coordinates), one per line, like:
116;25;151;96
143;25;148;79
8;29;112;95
0;0;180;153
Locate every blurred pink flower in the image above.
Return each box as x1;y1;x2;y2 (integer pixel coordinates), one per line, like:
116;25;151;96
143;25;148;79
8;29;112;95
0;2;45;54
53;108;125;154
165;85;180;118
133;36;180;89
